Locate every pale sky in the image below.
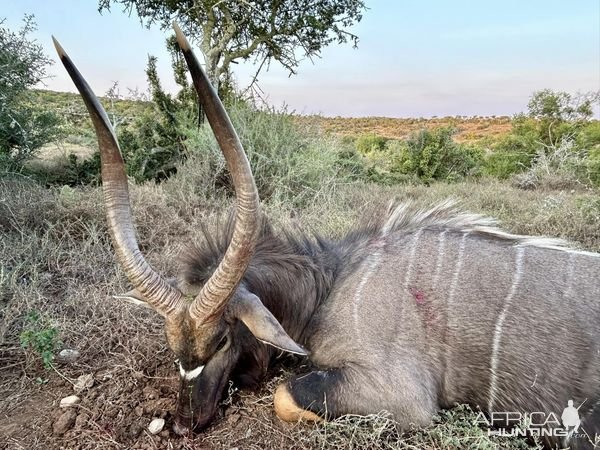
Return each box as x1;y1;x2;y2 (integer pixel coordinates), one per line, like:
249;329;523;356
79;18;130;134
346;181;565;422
3;0;600;117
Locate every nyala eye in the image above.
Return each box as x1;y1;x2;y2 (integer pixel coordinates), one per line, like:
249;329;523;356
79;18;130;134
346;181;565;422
215;335;228;352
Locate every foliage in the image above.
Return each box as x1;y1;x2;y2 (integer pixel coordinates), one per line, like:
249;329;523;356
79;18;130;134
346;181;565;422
98;0;366;91
355;133;388;155
54;57;195;185
177;101;349;206
19;310;61;369
482;90;599;185
588;146;600;186
526;89;598;145
0;15;61;170
482;132;538;179
391;127;482;183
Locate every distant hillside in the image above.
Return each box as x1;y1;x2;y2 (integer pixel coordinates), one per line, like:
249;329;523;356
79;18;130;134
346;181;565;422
296;115;512;143
35;89;513;143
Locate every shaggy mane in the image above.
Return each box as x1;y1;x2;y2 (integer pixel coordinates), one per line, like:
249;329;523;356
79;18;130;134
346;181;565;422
380;199;597;256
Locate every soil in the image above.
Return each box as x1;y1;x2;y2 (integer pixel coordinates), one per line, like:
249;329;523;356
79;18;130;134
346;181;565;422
0;352;309;450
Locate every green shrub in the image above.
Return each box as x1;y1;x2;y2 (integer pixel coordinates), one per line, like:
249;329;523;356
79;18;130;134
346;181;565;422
19;310;61;369
577;121;600;150
0;16;61;171
355;133;388;155
335;148;368;181
588;147;600;186
176;102;350;206
483;149;529;179
118;108;185;182
398;127;482;183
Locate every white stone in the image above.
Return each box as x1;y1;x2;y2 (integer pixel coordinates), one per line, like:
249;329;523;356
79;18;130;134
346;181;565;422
60;395;80;408
148;418;165;435
58;349;80;363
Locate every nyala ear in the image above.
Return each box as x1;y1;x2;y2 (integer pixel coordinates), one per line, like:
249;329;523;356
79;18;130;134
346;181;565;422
114;278;179;310
113;288;153;309
231;289;308;356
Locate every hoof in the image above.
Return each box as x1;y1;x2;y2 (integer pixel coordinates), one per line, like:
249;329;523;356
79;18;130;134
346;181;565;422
273;383;323;422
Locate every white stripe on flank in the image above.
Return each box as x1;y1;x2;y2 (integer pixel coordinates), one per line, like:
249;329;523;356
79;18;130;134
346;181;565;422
352;252;383;330
488;246;525;413
447;232;468;305
403;229;423;289
179;363;205;381
564;252;576;299
432;229;448;290
352;225;395;330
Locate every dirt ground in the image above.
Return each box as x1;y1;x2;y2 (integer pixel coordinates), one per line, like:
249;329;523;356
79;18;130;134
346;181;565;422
1;348;313;450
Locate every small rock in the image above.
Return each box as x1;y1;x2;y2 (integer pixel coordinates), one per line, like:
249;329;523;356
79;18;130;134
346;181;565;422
58;349;80;363
73;374;94;393
53;409;77;435
142;386;159;400
75;413;89;429
134;405;144;417
129;422;143;438
148;418;165;435
60;395;80;408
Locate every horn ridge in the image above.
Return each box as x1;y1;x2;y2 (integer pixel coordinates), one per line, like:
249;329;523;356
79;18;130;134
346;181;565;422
172;23;261;323
53;37;185;318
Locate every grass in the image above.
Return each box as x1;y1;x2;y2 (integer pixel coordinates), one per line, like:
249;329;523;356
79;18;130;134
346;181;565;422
2;96;600;448
2;165;599;449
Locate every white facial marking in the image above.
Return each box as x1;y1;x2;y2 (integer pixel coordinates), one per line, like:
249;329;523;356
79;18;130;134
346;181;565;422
179;363;205;381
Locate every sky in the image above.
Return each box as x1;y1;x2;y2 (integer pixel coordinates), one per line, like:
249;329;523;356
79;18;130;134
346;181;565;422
3;0;599;118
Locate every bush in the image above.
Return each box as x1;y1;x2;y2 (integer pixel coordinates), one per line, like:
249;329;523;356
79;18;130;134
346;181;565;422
175;102;350;206
0;16;61;170
397;127;482;183
514;137;589;190
483;133;538;179
19;310;61;369
355;133;388;155
482;91;600;186
587;147;600;186
118;108;184;182
526;89;598;145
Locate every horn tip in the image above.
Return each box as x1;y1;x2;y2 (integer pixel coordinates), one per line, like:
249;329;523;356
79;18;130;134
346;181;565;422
52;36;66;59
172;22;190;51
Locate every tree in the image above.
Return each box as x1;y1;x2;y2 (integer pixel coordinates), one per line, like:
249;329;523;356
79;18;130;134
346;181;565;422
526;89;599;145
0;15;61;170
527;89;597;122
98;0;366;90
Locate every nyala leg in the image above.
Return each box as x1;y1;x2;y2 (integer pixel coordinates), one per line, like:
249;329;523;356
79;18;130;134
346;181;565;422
274;369;344;422
274;366;438;428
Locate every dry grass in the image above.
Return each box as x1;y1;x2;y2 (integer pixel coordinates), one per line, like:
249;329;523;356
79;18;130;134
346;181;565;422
1;173;599;449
